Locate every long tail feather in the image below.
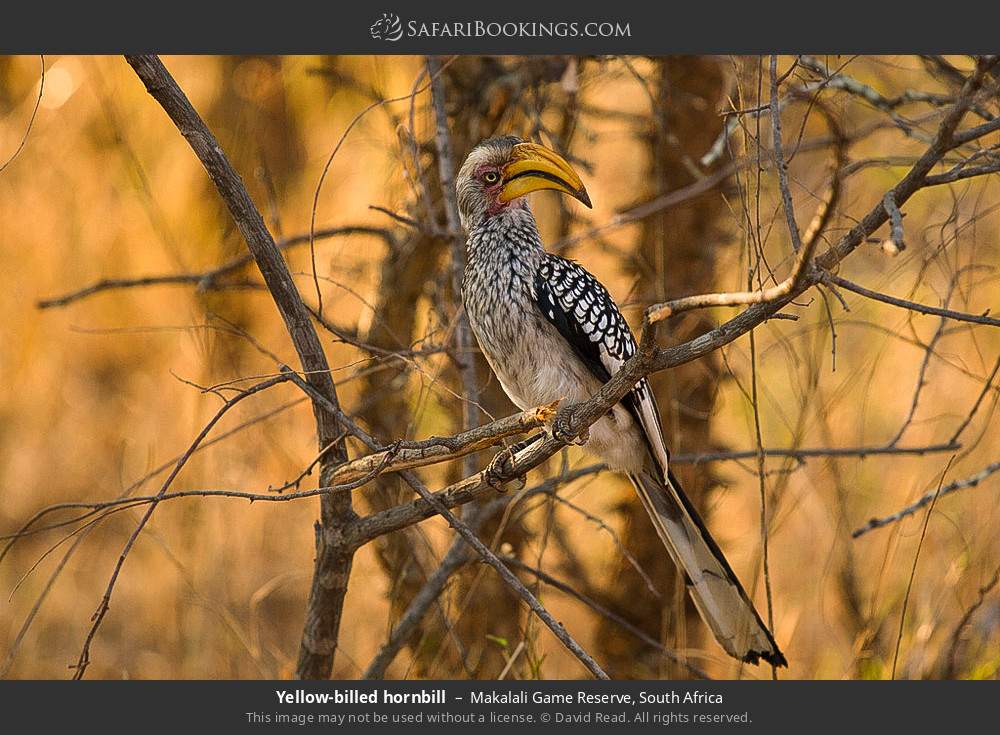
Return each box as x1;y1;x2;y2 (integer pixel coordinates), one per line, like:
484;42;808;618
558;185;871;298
628;468;786;667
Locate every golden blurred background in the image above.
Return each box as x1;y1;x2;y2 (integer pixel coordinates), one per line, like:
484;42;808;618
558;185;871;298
1;55;998;680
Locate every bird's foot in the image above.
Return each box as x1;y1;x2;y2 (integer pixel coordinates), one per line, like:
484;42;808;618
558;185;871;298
551;405;589;446
484;444;527;494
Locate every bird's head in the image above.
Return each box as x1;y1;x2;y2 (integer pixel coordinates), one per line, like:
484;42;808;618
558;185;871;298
456;135;592;231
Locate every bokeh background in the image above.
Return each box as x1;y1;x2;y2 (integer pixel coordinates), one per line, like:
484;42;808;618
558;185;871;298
1;55;998;680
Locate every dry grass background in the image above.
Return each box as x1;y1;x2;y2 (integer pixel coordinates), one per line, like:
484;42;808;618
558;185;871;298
0;55;998;680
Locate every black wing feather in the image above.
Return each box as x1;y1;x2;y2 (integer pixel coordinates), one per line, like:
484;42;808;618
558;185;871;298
533;255;644;422
534;267;611;384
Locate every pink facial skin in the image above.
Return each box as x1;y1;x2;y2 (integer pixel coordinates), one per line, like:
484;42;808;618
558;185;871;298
476;163;525;217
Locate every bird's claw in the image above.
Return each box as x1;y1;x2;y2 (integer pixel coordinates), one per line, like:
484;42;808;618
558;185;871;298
551;407;588;446
485;448;526;494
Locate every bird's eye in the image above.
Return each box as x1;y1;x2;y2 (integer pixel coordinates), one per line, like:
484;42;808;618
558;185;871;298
483;171;500;184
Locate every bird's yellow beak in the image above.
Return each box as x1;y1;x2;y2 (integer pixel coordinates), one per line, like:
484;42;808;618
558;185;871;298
500;142;592;208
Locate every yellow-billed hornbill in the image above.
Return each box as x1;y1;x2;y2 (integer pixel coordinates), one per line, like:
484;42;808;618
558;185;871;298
457;136;786;668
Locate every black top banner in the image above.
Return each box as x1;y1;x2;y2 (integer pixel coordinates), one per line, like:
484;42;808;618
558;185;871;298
3;1;1000;54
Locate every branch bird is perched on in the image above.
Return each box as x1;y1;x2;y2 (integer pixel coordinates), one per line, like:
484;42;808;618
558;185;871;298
457;135;786;668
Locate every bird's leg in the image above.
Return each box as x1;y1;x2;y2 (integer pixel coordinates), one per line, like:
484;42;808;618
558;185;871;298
550;402;589;446
484;434;541;493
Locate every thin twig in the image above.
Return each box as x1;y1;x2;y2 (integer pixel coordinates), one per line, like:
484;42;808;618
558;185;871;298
770;55;803;253
891;456;954;679
0;55;45;176
36;226;392;310
886;314;948;447
749;298;777;680
924;160;1000;186
671;442;962;463
948;357;1000;444
825;274;1000;328
853;459;1000;538
307;57;455;317
882;192;906;254
70;374;292;678
646;89;846;323
362;523;476;679
942;561;1000;678
499;556;709;679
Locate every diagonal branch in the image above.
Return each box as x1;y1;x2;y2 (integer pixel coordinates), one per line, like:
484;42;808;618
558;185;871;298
499;556;710;679
328;402;557;487
124;55;355;681
852;460;1000;538
361;465;603;679
71;374;292;678
823;274;1000;328
284;370;609;679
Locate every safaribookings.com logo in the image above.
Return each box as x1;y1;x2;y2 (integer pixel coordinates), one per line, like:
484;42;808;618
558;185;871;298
370;13;631;41
370;13;404;41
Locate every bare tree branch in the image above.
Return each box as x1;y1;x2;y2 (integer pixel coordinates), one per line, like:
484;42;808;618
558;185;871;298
852;459;1000;538
328;402;557;487
823;275;1000;328
3;441;961;556
123;55;355;681
499;555;710;679
941;560;1000;678
891;457;954;679
427;55;481;472
36;226;392;309
770;54;803;254
0;55;44;176
70;373;293;678
671;442;961;464
646;91;847;323
349;52;999;550
283;369;610;679
949;358;1000;444
360;466;598;680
